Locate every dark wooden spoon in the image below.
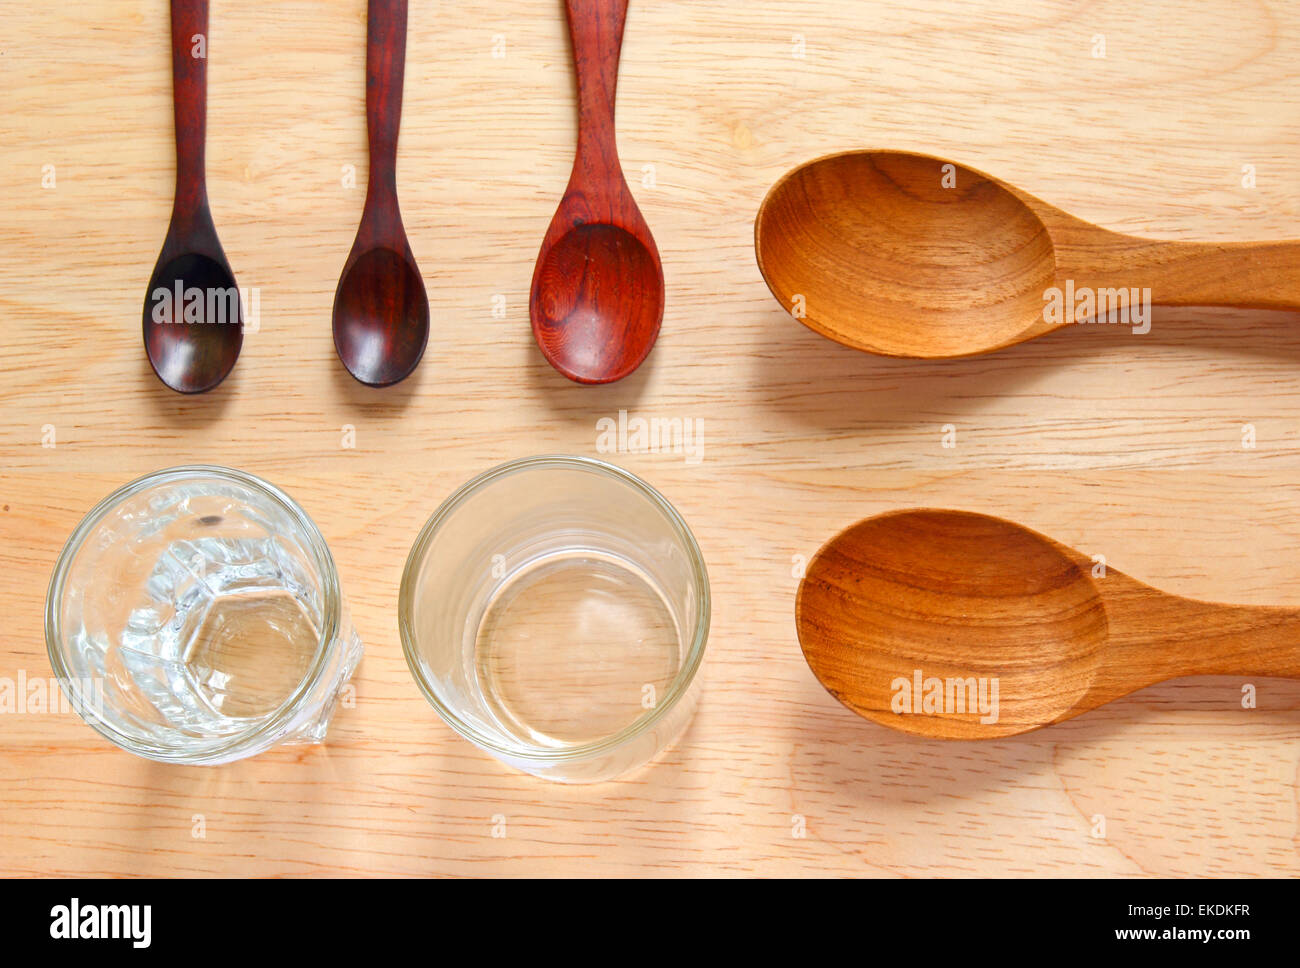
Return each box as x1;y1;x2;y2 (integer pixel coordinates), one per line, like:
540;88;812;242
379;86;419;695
143;0;242;394
333;0;428;387
530;0;663;385
755;150;1300;359
797;508;1300;739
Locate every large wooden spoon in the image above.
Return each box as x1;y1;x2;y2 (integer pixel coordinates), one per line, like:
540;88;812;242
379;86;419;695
755;150;1300;359
333;0;428;387
797;508;1300;739
143;0;242;394
530;0;663;385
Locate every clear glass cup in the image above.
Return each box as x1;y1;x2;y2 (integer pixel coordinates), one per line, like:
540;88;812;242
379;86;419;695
45;466;362;765
400;456;710;783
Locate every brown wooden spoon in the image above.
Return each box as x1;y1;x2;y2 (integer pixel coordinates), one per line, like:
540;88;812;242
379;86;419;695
755;150;1300;359
143;0;242;394
797;508;1300;739
333;0;428;387
530;0;663;385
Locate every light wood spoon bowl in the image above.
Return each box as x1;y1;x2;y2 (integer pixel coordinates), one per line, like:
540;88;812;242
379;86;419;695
797;508;1300;739
755;150;1300;358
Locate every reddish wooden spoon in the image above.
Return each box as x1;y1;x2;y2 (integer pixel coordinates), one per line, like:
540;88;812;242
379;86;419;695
530;0;663;385
143;0;242;394
333;0;428;387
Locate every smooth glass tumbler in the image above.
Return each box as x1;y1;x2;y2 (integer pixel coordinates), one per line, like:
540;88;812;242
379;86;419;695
400;456;710;783
45;466;361;764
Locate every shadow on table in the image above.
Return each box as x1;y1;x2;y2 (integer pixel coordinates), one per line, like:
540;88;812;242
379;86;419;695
748;305;1300;430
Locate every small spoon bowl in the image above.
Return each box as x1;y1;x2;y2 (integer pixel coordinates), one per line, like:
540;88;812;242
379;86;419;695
143;251;243;394
333;246;428;387
532;222;662;383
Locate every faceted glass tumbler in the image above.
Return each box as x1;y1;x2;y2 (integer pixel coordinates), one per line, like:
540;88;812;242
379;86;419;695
399;456;710;783
45;466;362;765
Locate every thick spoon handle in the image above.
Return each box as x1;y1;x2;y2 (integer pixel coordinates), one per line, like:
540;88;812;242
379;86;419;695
365;0;408;197
169;0;209;214
1055;235;1300;313
1110;593;1300;687
1178;601;1300;679
565;0;629;204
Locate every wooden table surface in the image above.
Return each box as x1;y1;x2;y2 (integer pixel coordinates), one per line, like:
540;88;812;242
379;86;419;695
2;0;1298;877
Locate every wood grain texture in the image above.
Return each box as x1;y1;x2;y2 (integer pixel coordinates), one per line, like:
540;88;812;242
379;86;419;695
755;150;1300;359
332;0;428;388
797;508;1300;739
143;0;243;394
530;0;664;384
1;0;1298;877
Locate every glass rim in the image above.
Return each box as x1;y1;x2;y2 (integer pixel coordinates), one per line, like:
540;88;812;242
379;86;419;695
398;454;711;763
44;464;343;763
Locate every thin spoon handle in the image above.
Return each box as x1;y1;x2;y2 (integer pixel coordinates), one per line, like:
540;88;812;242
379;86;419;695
169;0;209;217
565;0;629;210
365;0;408;199
1054;236;1300;313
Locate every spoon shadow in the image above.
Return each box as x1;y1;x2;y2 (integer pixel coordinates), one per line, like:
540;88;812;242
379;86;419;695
751;304;1300;430
328;336;426;416
138;354;237;425
790;673;1300;807
524;332;656;425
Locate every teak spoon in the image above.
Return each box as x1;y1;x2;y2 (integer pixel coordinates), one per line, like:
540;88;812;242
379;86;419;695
530;0;663;385
755;150;1300;359
797;508;1300;739
333;0;428;387
143;0;242;394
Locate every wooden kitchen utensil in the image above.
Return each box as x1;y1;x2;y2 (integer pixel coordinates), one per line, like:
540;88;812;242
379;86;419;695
333;0;428;387
797;508;1300;739
530;0;663;385
755;150;1300;359
143;0;242;394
